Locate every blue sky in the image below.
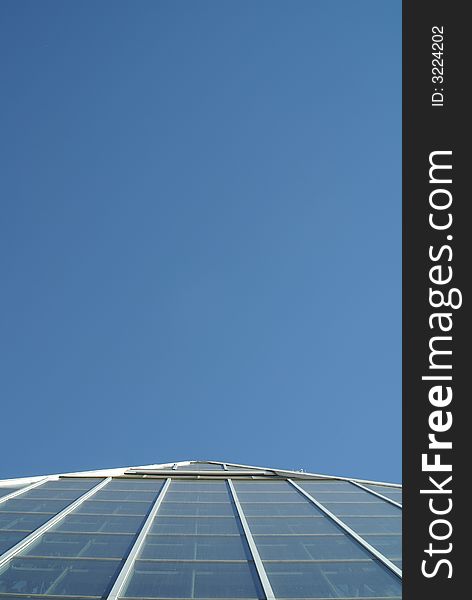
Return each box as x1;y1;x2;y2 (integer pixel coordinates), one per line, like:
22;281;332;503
0;1;401;483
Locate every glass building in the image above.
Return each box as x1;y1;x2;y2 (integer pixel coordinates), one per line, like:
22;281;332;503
0;461;402;599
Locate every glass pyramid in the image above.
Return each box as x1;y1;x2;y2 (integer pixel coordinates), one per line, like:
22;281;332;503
0;461;402;599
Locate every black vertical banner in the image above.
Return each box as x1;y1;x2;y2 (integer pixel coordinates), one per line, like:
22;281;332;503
403;2;469;599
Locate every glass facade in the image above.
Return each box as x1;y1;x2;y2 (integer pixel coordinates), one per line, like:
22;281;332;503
0;462;402;599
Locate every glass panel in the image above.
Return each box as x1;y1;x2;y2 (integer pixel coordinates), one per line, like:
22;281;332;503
302;481;403;508
241;503;317;516
93;490;159;502
237;492;304;503
55;514;145;534
167;482;228;492
0;531;25;554
302;482;403;545
39;479;101;490
339;517;402;534
76;501;150;515
123;560;263;598
0;499;72;513
140;535;250;560
23;532;135;559
158;503;235;517
0;513;50;531
150;517;241;535
364;485;402;503
164;491;230;503
300;491;379;503
0;596;102;600
293;481;356;491
320;502;401;516
363;535;402;560
21;489;85;500
247;517;341;535
0;557;120;597
106;480;165;491
392;559;402;569
254;535;370;561
264;560;402;598
176;463;225;471
233;482;293;492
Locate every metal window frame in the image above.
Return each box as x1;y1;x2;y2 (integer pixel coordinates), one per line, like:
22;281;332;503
228;478;275;600
106;478;171;600
288;479;402;579
351;481;403;508
0;477;111;569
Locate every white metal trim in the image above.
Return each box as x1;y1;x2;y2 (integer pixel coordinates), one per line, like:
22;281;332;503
228;479;276;600
106;478;171;600
0;477;111;569
350;480;402;508
288;479;402;579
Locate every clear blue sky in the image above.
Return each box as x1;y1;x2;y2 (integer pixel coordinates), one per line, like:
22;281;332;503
0;1;401;483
